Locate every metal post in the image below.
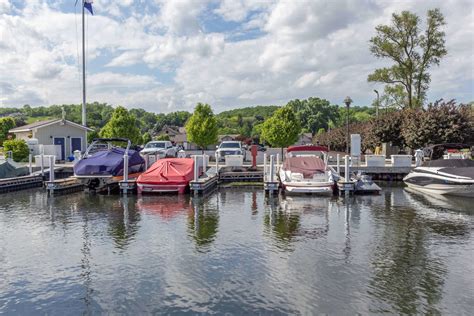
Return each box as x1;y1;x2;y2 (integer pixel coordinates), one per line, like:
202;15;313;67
215;152;219;174
269;155;274;182
344;155;350;182
202;154;207;175
81;0;86;127
28;154;32;175
144;154;148;171
263;153;267;182
49;155;55;182
337;154;340;174
194;155;198;181
346;106;350;155
123;154;129;182
276;153;280;170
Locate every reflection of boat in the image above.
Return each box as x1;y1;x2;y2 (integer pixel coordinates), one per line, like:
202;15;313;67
74;138;145;192
136;196;191;219
403;144;474;197
279;145;335;194
137;158;195;194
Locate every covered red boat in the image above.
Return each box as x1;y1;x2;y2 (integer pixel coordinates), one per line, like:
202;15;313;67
137;158;195;194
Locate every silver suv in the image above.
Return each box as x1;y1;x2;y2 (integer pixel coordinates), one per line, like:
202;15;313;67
216;141;246;161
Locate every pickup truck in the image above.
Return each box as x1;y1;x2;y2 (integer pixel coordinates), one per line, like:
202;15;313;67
216;141;246;161
141;141;177;158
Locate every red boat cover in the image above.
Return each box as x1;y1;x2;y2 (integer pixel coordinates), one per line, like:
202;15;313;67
287;145;328;153
283;156;326;178
137;158;194;185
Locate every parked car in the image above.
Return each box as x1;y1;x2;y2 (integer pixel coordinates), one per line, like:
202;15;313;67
141;141;177;158
216;141;246;161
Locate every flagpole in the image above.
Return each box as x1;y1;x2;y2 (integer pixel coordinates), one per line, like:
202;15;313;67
82;0;87;127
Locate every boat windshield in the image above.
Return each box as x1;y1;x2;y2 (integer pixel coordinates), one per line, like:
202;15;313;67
145;142;166;149
220;143;240;148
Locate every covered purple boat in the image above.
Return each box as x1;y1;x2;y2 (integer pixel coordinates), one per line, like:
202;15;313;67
74;138;145;192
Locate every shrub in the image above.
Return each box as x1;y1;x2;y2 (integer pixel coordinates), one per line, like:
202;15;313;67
3;139;29;162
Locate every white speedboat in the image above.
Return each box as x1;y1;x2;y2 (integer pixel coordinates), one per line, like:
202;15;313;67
403;144;474;197
279;145;336;195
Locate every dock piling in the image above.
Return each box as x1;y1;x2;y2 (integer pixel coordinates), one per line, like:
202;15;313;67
49;155;55;182
28;154;32;175
337;154;340;174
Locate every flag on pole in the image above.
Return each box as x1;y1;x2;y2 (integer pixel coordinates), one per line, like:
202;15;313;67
84;0;94;15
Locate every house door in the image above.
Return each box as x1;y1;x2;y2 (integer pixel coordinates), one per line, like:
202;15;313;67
71;137;82;154
54;137;65;160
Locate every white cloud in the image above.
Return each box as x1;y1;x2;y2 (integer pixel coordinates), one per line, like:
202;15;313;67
0;0;472;112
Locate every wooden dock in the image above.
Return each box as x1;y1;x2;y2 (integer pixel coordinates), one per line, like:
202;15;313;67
46;177;84;195
119;179;137;194
0;175;44;193
330;165;413;180
190;174;218;195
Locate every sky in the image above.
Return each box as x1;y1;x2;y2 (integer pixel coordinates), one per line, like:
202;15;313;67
0;0;473;113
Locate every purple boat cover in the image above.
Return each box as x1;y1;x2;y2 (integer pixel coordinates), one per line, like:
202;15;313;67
74;148;144;176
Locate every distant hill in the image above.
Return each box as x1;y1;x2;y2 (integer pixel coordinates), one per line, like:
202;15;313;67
217;105;280;119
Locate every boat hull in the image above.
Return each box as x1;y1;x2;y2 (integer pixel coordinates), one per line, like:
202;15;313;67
75;172;142;193
405;182;474;197
282;181;335;195
137;183;188;194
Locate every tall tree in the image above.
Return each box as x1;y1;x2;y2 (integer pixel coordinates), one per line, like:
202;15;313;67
294;97;339;136
368;9;447;108
185;103;218;152
261;106;301;157
99;106;141;145
0;117;16;146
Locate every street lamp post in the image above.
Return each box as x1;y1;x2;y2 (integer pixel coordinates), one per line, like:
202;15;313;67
344;96;352;155
374;89;379;118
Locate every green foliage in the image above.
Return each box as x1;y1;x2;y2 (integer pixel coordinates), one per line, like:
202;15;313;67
3;139;29;162
402;100;473;148
261;106;301;148
142;132;152;144
0;117;16;146
87;129;99;144
288;97;339;135
99;106;142;145
185;103;218;150
154;111;192;132
155;134;170;141
371;110;405;147
368;9;447;108
316;100;472;152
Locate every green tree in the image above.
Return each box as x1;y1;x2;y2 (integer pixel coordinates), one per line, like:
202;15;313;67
99;106;141;145
294;97;339;135
261;106;301;156
155;134;170;141
368;9;447;108
185;103;218;152
142;132;152;144
402;100;472;148
0;117;16;146
87;129;99;144
3;139;29;161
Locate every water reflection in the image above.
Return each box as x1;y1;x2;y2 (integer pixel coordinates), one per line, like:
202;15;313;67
136;195;191;219
368;190;449;314
0;187;472;314
188;196;219;250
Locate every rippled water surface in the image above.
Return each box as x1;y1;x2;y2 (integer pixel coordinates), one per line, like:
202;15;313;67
0;187;473;314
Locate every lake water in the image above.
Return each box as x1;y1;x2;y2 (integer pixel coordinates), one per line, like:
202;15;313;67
0;187;473;315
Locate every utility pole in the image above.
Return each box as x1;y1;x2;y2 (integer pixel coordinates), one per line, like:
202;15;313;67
82;0;87;127
374;89;379;118
344;96;352;155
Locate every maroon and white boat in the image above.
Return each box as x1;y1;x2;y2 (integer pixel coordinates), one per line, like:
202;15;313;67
279;145;336;194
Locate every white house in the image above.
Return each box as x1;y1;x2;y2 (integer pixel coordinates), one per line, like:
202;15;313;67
9;119;93;160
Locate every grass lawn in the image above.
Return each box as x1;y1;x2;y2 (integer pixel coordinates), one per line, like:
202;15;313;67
26;116;55;124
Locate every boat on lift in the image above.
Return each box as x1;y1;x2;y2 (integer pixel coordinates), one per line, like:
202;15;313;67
74;138;145;192
279;145;336;195
403;143;474;197
137;158;196;194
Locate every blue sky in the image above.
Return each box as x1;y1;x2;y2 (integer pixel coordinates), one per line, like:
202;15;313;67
0;0;473;113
